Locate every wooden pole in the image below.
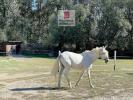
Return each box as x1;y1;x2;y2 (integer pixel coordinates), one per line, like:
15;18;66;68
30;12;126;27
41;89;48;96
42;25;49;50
114;50;116;71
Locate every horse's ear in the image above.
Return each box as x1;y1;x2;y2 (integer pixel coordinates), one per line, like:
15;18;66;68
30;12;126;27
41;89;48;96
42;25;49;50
105;46;107;49
102;46;107;49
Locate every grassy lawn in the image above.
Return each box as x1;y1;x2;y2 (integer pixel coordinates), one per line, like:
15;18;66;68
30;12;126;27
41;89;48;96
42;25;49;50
0;56;133;100
0;56;55;73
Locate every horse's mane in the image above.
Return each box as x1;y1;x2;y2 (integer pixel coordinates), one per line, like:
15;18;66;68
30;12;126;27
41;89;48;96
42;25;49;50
91;47;99;51
83;47;99;52
82;47;99;56
91;47;100;57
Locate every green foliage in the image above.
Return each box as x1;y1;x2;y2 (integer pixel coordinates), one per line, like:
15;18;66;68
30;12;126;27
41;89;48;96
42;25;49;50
0;0;133;54
0;30;7;42
98;0;132;50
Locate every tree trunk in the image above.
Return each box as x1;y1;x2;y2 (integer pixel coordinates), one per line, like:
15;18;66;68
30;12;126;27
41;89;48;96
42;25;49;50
76;42;80;51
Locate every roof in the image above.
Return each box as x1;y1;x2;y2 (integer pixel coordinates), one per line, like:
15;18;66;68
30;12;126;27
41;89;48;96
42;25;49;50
0;41;22;45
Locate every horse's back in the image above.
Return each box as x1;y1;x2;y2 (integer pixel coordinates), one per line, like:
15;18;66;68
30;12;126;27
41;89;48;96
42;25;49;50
60;51;83;68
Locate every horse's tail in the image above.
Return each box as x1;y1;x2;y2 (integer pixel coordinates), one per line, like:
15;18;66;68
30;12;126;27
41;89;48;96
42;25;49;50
51;51;61;77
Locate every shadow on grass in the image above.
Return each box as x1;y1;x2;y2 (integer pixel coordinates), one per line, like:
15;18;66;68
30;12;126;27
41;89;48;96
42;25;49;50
126;73;133;75
10;87;69;91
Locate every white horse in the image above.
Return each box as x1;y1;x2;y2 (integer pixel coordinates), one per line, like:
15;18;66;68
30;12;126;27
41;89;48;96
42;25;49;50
51;46;109;88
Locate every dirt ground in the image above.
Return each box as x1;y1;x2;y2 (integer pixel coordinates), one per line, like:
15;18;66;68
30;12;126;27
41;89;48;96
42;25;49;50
0;57;133;100
0;72;133;100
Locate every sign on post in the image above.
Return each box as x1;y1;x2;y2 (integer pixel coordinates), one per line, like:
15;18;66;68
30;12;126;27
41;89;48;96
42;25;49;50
58;10;75;26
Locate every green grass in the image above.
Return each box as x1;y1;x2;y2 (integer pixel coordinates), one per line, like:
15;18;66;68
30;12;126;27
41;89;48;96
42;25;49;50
0;56;55;73
0;57;133;99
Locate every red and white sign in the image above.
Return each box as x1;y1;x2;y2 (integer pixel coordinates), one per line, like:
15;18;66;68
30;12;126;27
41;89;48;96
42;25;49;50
58;10;75;26
64;11;70;19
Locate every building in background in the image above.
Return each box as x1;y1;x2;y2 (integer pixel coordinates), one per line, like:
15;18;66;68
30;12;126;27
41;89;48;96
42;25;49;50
0;41;22;56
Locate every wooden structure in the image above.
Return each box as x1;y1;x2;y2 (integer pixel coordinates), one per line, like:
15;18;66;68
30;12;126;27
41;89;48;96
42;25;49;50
0;41;22;56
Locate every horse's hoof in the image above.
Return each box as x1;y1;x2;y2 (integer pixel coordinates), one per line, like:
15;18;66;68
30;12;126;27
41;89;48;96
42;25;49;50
69;85;72;89
75;83;79;87
91;85;94;88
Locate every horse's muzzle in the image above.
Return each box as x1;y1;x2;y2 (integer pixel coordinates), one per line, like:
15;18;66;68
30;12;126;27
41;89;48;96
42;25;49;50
105;59;109;63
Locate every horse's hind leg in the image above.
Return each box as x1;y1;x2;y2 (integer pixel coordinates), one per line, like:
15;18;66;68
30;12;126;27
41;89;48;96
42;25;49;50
58;66;64;88
64;68;72;88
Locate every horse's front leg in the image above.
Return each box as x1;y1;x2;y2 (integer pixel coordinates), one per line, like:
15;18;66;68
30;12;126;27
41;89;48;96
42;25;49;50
87;69;94;88
75;69;85;87
58;66;64;88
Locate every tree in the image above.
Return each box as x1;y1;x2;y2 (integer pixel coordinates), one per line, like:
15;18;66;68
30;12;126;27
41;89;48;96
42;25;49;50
127;0;133;54
0;29;7;42
97;0;132;51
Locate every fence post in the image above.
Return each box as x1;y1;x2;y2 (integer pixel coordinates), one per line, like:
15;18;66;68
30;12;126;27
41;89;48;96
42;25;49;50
114;50;116;71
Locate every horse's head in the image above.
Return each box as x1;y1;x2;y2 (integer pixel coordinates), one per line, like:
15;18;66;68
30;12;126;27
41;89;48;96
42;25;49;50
99;46;109;63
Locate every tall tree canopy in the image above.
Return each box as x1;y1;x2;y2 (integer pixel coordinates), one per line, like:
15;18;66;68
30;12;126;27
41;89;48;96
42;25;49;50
0;0;133;55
